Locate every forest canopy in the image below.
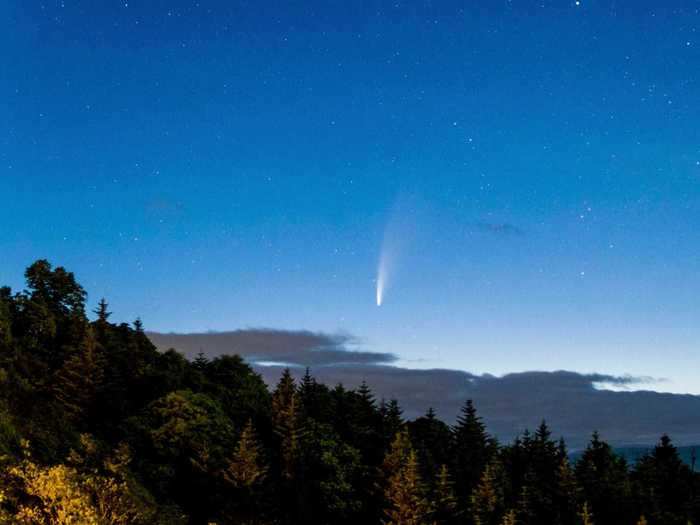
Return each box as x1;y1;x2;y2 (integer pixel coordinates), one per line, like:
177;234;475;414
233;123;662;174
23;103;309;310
0;260;697;525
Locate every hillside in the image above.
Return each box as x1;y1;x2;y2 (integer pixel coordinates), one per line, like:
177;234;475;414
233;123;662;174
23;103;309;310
0;261;698;524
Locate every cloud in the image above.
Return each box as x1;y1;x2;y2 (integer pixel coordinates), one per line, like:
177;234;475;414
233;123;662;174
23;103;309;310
147;329;397;367
474;222;524;236
148;329;700;449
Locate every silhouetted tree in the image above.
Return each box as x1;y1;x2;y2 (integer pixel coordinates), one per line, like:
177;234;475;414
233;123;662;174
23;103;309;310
452;400;494;516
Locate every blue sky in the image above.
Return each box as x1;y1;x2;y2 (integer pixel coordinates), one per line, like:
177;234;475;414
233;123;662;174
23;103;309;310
2;1;700;393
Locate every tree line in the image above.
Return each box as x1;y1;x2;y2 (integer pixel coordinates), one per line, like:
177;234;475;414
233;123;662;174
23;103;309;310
0;260;698;524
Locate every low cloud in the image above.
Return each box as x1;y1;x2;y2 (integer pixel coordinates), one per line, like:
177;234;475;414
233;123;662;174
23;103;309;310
148;329;397;367
148;329;700;449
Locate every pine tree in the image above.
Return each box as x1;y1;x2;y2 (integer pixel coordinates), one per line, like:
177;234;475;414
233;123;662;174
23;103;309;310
223;419;267;488
193;352;209;371
94;298;111;323
453;400;493;513
516;484;535;525
433;464;458;524
555;457;580;525
632;434;694;524
383;399;404;447
574;431;631;525
272;369;303;481
354;380;378;430
383;429;414;476
93;298;111;344
299;367;329;421
299;367;315;403
384;446;432;525
386;399;403;427
471;461;504;525
357;380;375;407
409;407;453;489
53;328;104;423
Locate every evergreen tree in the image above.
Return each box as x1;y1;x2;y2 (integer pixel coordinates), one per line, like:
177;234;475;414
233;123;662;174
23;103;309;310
516;483;536;525
298;368;332;423
383;436;431;525
383;429;414;479
352;380;381;449
575;431;632;525
409;407;453;485
299;367;316;413
471;461;505;525
193;352;209;371
433;464;458;525
554;457;580;525
383;399;404;443
272;369;303;481
221;419;268;524
94;298;111;323
1;260;700;525
520;421;564;524
52;328;104;424
452;400;493;514
633;434;695;525
223;419;267;488
93;298;112;344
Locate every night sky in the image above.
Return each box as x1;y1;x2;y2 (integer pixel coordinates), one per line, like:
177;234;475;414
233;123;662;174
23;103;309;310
3;2;700;394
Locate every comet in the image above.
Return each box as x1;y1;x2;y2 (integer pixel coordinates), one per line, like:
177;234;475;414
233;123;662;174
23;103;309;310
375;193;416;307
376;222;396;307
376;251;388;306
375;196;412;307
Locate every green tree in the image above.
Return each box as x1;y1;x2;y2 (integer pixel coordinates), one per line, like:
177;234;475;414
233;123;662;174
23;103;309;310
301;420;363;524
452;400;494;514
555;457;580;525
94;298;110;321
383;432;432;525
272;369;304;481
409;408;453;486
575;431;632;525
633;434;695;525
221;419;268;525
52;328;104;424
24;260;86;316
139;390;234;522
471;461;505;525
433;464;458;524
223;419;267;488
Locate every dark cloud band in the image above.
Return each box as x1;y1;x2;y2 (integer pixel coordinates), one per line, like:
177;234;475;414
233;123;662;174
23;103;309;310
148;329;397;367
148;329;700;449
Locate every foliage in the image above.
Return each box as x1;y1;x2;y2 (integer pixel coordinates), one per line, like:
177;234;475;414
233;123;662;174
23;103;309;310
383;431;432;525
0;261;698;524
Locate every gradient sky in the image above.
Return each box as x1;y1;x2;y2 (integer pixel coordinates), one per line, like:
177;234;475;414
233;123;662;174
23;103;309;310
3;1;700;394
